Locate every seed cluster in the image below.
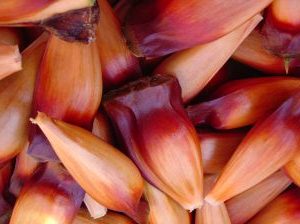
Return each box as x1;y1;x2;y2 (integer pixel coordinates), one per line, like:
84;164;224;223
0;0;300;224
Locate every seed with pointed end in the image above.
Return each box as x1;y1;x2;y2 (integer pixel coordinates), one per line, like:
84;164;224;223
83;194;107;219
103;74;203;211
144;182;190;224
10;163;84;224
99;2;141;86
155;15;262;102
187;77;300;129
233;30;300;74
195;201;231;224
248;187;300;224
233;28;300;75
196;175;231;224
9;142;40;196
73;210;136;224
96;0;141;90
0;34;47;163
28;34;102;161
34;35;102;128
88;113;119;220
226;170;291;224
284;151;300;187
206;92;300;203
86;115;118;221
262;0;300;58
198;129;246;174
83;125;108;221
0;0;95;25
31;112;144;214
124;0;271;57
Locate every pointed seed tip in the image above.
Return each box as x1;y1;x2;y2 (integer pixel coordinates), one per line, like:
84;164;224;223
29;117;37;125
185;200;203;212
204;195;221;206
255;14;263;21
30;112;48;125
284;57;290;74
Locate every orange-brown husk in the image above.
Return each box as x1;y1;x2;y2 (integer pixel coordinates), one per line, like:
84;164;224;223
248;187;300;224
103;75;203;211
226;170;291;224
144;182;190;224
233;29;300;74
195;201;231;224
31;112;144;214
187;77;300;129
125;0;271;57
10;163;84;224
96;0;141;90
261;0;300;58
34;34;102;127
0;33;47;163
28;34;102;161
206;92;300;203
155;15;262;102
195;175;230;224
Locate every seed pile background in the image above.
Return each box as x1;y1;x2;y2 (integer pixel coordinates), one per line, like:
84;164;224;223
0;0;300;223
